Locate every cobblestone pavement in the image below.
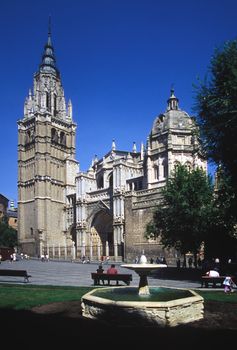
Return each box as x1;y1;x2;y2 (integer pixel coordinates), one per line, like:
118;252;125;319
0;258;205;289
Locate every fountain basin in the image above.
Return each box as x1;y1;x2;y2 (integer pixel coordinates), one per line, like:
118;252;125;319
81;286;204;327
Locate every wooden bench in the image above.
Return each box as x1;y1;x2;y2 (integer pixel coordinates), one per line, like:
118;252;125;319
201;276;226;288
0;269;31;283
91;272;132;286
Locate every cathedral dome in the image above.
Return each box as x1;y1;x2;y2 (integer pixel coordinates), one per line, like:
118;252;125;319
151;90;194;135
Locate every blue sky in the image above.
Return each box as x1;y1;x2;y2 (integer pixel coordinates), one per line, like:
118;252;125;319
1;0;236;205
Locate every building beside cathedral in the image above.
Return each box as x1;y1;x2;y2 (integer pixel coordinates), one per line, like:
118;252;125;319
17;30;207;263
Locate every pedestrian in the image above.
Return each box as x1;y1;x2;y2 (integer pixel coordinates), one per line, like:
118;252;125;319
188;256;193;268
223;276;235;293
197;257;202;268
176;258;181;268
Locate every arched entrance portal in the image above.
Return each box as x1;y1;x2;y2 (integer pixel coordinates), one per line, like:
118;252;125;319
91;210;113;259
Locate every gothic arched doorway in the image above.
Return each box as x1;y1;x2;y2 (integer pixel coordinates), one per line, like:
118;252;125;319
90;210;113;259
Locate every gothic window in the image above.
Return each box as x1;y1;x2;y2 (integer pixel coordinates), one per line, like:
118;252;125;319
51;128;58;143
185;162;192;172
163;160;168;178
97;175;104;189
154;165;159;180
108;173;113;188
60;131;66;145
174;161;181;172
30;227;33;236
54;94;57;116
46;91;51;111
26;130;31;144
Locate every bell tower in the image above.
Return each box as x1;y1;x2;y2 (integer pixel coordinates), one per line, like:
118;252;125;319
18;24;78;257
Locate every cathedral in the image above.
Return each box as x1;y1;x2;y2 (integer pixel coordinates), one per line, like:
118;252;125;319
17;30;207;263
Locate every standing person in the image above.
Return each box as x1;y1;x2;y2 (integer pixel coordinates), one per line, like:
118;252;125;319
223;276;235;293
188;256;193;268
176;258;181;268
107;264;118;274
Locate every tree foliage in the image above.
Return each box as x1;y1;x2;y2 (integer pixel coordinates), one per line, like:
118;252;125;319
194;39;237;198
146;165;214;256
204;168;237;260
0;218;18;248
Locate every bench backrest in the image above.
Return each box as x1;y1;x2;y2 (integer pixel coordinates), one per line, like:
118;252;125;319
201;276;225;280
0;269;28;277
91;273;132;280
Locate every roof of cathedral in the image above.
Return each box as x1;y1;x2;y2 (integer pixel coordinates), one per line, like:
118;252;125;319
151;89;195;135
39;21;60;77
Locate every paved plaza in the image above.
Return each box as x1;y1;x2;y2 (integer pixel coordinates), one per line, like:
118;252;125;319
0;258;202;289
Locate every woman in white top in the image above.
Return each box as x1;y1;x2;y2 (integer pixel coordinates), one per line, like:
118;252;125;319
206;269;220;277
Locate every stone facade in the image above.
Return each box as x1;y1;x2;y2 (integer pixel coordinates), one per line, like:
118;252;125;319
18;30;207;262
72;91;207;264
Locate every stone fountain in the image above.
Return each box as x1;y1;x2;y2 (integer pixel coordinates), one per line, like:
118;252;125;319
121;253;167;295
81;254;204;327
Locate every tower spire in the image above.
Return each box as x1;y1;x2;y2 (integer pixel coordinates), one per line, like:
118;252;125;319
47;16;52;46
39;18;60;76
48;15;51;36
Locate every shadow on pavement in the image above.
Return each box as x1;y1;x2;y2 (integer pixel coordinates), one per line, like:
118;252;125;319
1;307;235;345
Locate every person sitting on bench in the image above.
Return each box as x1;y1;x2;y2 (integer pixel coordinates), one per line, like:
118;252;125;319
107;264;118;274
95;264;105;285
206;267;220;277
97;265;104;274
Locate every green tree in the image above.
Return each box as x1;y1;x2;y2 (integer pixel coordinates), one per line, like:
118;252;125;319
194;39;237;201
205;168;237;261
0;218;18;248
146;165;214;262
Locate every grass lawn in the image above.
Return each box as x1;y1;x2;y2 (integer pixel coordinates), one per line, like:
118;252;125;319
0;284;94;310
0;283;236;310
196;289;237;303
